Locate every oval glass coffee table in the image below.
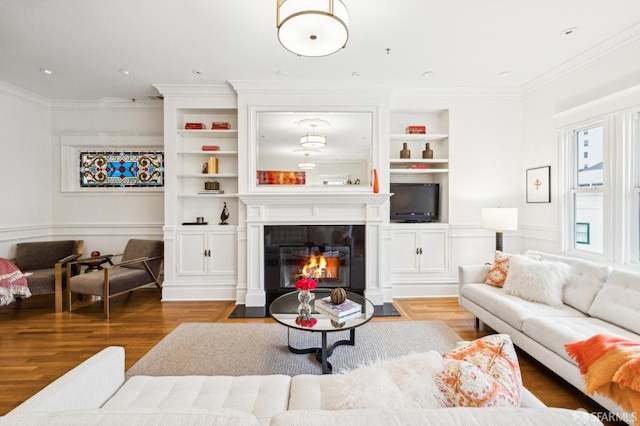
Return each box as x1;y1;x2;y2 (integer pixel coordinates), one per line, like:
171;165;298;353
269;289;374;374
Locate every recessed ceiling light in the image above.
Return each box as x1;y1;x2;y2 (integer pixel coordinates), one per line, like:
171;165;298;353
352;72;360;77
497;71;511;78
119;69;131;75
192;69;203;75
276;70;288;77
422;71;434;77
561;27;578;36
39;68;52;75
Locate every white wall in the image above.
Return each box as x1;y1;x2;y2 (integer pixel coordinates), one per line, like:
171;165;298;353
0;83;52;258
390;92;524;269
50;101;164;256
521;39;640;254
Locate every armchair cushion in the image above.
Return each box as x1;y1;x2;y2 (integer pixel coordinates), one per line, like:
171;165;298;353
70;269;151;297
121;239;163;274
15;241;79;272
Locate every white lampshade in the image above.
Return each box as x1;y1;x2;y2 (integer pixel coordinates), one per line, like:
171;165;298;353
481;208;518;231
277;0;349;57
300;134;326;148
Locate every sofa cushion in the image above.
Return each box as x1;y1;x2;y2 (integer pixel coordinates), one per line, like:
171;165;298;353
484;251;513;287
521;316;640;365
438;334;522;408
0;408;260;426
502;255;571;308
102;375;290;426
310;352;446;410
588;269;640;334
269;408;604;426
525;250;611;314
460;283;585;331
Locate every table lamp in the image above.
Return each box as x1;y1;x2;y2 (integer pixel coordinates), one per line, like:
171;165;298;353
481;207;518;252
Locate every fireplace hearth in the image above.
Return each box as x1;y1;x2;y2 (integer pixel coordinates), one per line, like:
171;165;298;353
264;225;365;306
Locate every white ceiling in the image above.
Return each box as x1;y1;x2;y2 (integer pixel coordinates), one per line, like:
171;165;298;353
2;0;640;102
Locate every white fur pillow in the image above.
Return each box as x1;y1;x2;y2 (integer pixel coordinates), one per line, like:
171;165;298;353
326;351;447;410
502;255;571;307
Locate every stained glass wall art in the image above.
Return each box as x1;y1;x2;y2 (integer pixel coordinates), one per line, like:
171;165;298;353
80;151;164;187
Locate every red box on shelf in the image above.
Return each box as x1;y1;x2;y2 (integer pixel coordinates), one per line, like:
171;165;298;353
185;122;206;130
406;125;426;134
211;122;231;130
201;145;220;151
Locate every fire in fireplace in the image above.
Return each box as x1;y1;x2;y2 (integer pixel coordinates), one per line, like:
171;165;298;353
264;225;365;305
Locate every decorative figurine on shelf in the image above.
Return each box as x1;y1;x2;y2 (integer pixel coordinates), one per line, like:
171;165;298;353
219;202;229;225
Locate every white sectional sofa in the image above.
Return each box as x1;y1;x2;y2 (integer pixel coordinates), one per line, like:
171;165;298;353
0;345;604;425
459;250;640;425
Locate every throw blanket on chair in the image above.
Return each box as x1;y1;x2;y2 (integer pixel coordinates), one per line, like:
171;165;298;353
0;258;31;306
565;334;640;419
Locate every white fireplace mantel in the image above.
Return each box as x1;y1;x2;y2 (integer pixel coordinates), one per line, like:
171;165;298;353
238;192;390;307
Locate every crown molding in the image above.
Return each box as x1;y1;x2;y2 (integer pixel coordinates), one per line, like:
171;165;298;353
51;99;164;111
229;80;393;96
522;23;640;95
153;84;236;97
0;81;51;109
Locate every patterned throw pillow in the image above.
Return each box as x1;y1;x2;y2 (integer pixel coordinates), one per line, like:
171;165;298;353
437;334;523;407
484;251;513;287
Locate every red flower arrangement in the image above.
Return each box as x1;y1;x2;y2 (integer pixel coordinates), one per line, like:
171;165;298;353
295;277;317;290
295;316;318;328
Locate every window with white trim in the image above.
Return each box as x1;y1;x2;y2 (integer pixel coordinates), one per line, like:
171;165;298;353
561;107;640;265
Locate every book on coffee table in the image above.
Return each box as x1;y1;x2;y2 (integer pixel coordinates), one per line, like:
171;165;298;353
314;297;362;319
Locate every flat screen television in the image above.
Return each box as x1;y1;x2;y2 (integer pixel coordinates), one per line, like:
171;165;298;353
390;183;439;223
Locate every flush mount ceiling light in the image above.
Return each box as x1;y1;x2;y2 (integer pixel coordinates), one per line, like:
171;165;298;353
298;153;316;170
276;0;349;57
300;124;327;148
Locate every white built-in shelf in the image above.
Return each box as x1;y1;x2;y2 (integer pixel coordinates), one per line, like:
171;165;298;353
177;129;238;138
177;150;238;156
390;168;449;175
389;159;449;165
178;194;239;198
177;173;239;178
390;133;448;142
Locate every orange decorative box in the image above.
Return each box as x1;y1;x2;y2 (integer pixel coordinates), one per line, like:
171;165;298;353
406;125;426;134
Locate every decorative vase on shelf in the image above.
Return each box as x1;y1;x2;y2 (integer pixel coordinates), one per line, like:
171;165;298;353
400;142;411;159
422;143;433;159
372;168;379;193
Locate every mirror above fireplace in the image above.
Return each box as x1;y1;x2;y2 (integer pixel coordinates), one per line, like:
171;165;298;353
256;111;373;187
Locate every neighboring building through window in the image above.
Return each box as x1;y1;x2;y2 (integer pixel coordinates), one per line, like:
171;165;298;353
576;223;590;244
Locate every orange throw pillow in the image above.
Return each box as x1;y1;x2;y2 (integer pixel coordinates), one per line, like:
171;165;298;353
438;334;522;407
484;251;513;287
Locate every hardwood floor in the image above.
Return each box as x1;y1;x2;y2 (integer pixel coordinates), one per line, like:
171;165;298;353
0;290;624;424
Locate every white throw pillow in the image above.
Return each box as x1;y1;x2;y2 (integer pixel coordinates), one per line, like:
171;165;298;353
327;351;447;410
502;255;571;307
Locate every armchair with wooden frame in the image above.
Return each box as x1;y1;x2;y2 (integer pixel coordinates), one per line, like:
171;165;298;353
66;239;163;319
13;240;84;312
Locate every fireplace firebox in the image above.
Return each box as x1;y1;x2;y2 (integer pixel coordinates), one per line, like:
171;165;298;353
264;225;365;305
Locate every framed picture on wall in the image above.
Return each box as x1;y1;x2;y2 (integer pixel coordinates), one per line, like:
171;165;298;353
526;166;551;203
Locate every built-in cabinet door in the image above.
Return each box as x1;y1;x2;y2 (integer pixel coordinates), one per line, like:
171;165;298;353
177;231;208;275
390;229;421;273
418;230;447;272
390;224;449;277
206;230;237;276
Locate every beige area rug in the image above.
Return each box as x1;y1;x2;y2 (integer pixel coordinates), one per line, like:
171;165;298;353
126;321;463;378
